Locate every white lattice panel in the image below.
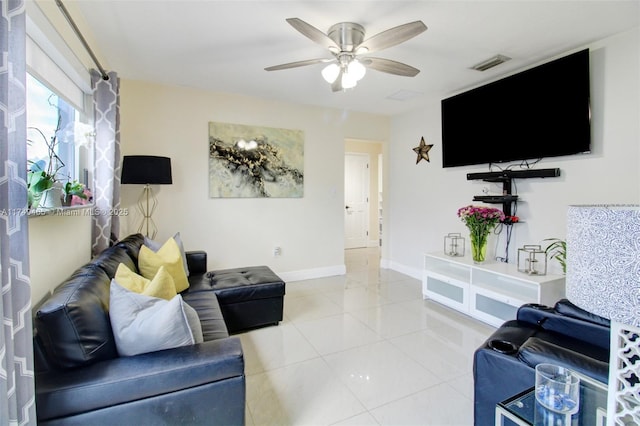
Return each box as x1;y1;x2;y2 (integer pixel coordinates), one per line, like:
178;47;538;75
608;321;640;425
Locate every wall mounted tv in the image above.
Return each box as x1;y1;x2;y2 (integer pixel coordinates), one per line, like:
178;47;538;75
441;49;590;168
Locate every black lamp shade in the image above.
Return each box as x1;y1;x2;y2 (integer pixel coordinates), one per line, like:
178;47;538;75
121;155;172;185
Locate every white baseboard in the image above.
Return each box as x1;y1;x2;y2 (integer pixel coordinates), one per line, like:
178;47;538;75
380;257;390;269
386;261;422;280
275;260;420;283
276;264;347;282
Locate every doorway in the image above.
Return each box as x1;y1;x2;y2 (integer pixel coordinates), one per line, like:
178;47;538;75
344;139;383;250
344;153;369;249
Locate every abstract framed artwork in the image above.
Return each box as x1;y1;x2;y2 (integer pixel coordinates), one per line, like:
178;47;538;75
208;121;304;198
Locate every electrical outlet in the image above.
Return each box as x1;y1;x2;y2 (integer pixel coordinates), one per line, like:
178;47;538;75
274;246;282;257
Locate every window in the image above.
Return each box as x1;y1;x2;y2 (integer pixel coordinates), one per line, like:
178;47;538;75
26;3;94;209
26;73;93;187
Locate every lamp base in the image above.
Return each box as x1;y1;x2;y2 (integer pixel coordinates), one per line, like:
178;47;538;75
136;184;158;239
608;320;640;425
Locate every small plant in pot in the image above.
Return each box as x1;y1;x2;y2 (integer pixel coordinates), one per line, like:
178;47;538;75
543;238;566;274
27;159;61;209
61;180;89;206
27;115;65;209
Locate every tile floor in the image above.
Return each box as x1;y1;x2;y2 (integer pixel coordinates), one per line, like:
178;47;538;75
239;248;495;426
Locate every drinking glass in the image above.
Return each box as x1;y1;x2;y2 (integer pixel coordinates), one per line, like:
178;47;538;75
535;363;580;414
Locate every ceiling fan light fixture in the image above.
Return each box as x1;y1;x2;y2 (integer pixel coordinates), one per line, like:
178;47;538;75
341;71;358;89
322;63;340;83
347;59;366;81
267;18;427;92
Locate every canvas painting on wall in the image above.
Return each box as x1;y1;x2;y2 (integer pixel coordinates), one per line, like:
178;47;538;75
208;121;304;198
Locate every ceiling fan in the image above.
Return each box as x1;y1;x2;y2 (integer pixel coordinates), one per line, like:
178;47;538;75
265;18;427;92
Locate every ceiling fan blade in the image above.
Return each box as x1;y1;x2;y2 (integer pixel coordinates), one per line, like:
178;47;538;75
265;58;333;71
356;21;427;54
286;18;340;52
362;57;421;77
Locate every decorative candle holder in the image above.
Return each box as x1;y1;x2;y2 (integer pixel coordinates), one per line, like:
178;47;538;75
517;245;547;275
444;233;465;257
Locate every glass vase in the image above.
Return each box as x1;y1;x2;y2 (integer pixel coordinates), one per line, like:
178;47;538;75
470;233;488;263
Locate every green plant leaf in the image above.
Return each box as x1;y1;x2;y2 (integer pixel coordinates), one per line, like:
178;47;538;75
32;178;53;193
63;180;87;198
543;238;566;273
28;170;54;193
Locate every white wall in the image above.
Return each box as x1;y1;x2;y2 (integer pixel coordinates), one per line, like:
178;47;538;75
385;28;640;278
119;80;390;281
29;214;92;303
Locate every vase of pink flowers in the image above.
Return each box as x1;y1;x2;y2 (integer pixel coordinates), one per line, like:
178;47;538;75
457;205;505;263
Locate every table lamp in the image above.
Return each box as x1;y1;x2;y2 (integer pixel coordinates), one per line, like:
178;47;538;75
121;155;172;238
566;205;640;425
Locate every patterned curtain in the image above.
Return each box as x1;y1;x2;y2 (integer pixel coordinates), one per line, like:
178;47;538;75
0;1;37;424
91;70;121;255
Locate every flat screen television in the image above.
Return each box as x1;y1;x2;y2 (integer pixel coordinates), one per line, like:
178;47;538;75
441;49;590;168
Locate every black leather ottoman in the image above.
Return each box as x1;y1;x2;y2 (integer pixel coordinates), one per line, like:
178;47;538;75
202;266;285;333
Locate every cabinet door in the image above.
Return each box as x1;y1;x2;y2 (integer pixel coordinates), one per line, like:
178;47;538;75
469;288;521;327
470;269;539;327
424;256;470;283
424;274;469;312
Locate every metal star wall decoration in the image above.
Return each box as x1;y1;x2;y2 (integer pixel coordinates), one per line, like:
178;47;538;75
412;137;433;164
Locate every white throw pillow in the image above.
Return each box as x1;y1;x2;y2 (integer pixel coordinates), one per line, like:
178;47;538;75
144;232;190;276
109;280;203;357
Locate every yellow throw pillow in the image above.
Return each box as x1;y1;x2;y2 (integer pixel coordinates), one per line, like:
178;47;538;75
114;264;177;301
138;238;189;293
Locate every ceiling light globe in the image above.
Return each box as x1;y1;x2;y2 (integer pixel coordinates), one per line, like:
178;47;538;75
348;60;367;81
341;72;358;89
321;64;340;84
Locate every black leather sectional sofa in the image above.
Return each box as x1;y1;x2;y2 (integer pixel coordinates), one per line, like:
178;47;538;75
473;299;610;425
33;233;284;425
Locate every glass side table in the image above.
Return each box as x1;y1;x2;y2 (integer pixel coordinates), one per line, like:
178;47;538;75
495;373;607;426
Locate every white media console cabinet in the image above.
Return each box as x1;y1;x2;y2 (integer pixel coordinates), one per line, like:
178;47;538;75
422;252;565;327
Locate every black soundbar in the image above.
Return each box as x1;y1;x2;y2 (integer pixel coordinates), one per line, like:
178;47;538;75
467;168;560;181
473;195;519;203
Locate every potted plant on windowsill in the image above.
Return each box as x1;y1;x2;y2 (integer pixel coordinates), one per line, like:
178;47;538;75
61;180;91;206
27;125;65;209
28;161;62;209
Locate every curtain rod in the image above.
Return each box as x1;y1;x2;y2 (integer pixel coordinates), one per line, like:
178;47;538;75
55;0;109;80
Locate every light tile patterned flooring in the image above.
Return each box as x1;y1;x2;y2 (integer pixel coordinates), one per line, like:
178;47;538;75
239;248;495;426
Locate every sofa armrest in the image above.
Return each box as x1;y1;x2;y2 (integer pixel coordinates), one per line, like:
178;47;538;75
516;303;555;325
36;337;243;422
186;250;207;274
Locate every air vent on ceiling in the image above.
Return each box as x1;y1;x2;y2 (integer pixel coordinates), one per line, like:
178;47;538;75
386;90;423;101
471;54;511;71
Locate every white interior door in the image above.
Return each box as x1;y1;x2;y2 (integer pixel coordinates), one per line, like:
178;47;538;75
345;153;369;249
